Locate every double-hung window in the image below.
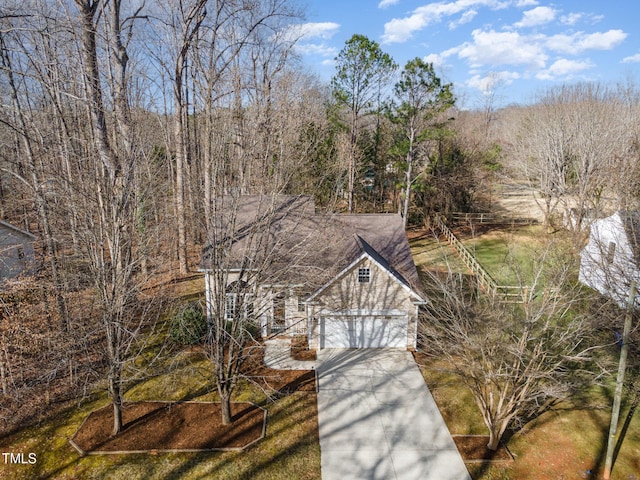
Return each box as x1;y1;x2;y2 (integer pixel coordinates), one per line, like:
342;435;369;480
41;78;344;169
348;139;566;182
224;294;236;320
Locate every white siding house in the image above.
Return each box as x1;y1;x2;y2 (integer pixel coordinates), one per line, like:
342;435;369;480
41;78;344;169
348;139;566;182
200;196;426;349
579;211;640;308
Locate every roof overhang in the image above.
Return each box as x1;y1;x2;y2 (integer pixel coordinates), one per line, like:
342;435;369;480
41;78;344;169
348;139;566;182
306;251;426;304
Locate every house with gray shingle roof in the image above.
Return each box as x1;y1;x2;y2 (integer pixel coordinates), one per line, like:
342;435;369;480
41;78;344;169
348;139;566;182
579;211;640;308
0;220;36;281
200;195;426;349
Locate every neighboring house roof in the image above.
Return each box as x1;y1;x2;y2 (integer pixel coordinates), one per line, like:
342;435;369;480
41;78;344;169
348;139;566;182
1;220;37;281
0;220;37;242
200;195;423;299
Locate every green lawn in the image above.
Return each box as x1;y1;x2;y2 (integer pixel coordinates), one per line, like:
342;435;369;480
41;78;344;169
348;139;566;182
0;358;320;480
0;280;321;480
465;225;546;287
411;224;573;289
411;225;640;480
415;357;640;480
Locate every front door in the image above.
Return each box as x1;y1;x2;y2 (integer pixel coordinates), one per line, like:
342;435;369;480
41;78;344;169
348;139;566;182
271;292;286;333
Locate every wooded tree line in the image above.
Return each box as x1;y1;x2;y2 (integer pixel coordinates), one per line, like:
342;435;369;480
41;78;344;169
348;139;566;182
499;81;640;232
1;0;639;438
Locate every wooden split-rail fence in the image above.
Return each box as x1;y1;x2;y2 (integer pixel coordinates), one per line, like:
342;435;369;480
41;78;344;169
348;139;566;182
449;212;537;226
433;215;532;302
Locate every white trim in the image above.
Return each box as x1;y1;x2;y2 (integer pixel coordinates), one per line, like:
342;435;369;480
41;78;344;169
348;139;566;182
224;293;236;320
204;273;213;321
316;308;407;316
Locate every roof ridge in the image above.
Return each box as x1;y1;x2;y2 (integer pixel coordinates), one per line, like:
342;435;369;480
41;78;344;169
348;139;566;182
0;220;37;240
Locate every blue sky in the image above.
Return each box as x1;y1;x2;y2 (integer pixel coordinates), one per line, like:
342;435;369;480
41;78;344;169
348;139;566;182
292;0;639;107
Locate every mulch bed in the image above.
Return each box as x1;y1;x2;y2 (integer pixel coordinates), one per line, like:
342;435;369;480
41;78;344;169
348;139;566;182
290;335;317;362
71;344;316;454
453;435;513;462
71;401;265;453
241;342;316;393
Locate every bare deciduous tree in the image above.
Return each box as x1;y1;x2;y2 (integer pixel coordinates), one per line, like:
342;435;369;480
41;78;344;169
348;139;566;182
504;83;636;232
419;242;600;450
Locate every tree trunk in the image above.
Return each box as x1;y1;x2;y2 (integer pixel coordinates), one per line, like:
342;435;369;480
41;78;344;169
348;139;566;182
109;373;123;436
348;113;358;213
402;163;411;229
402;126;415;229
0;353;7;396
485;416;510;451
174;103;189;274
220;390;232;425
171;0;208;273
487;425;501;451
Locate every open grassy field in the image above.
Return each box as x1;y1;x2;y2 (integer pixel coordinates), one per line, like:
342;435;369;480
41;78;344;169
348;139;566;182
410;223;577;288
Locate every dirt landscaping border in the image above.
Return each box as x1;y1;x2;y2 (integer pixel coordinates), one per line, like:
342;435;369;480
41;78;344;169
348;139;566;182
452;435;514;463
69;401;267;455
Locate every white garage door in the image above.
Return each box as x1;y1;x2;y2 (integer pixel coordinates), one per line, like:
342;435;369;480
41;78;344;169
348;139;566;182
320;316;408;348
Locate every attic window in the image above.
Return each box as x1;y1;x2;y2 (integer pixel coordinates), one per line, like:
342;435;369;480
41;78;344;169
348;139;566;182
606;242;616;264
358;267;371;283
17;246;24;260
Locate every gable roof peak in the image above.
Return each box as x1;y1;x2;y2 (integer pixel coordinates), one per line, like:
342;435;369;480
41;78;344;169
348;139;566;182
0;220;37;240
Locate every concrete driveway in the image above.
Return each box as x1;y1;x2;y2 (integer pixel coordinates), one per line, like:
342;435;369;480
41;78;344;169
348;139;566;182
316;349;471;480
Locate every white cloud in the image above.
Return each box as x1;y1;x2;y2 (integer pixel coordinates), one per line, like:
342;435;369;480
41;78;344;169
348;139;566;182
574;29;627;51
546;29;627;54
449;10;477;30
382;0;510;44
282;22;340;60
536;58;593;80
294;43;338;58
382;11;432;44
423;53;446;68
560;12;604;26
467;71;520;93
622;53;640;64
560;12;582;26
283;22;340;42
515;0;538;6
378;0;400;8
425;46;461;68
458;29;547;70
514;6;556;28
